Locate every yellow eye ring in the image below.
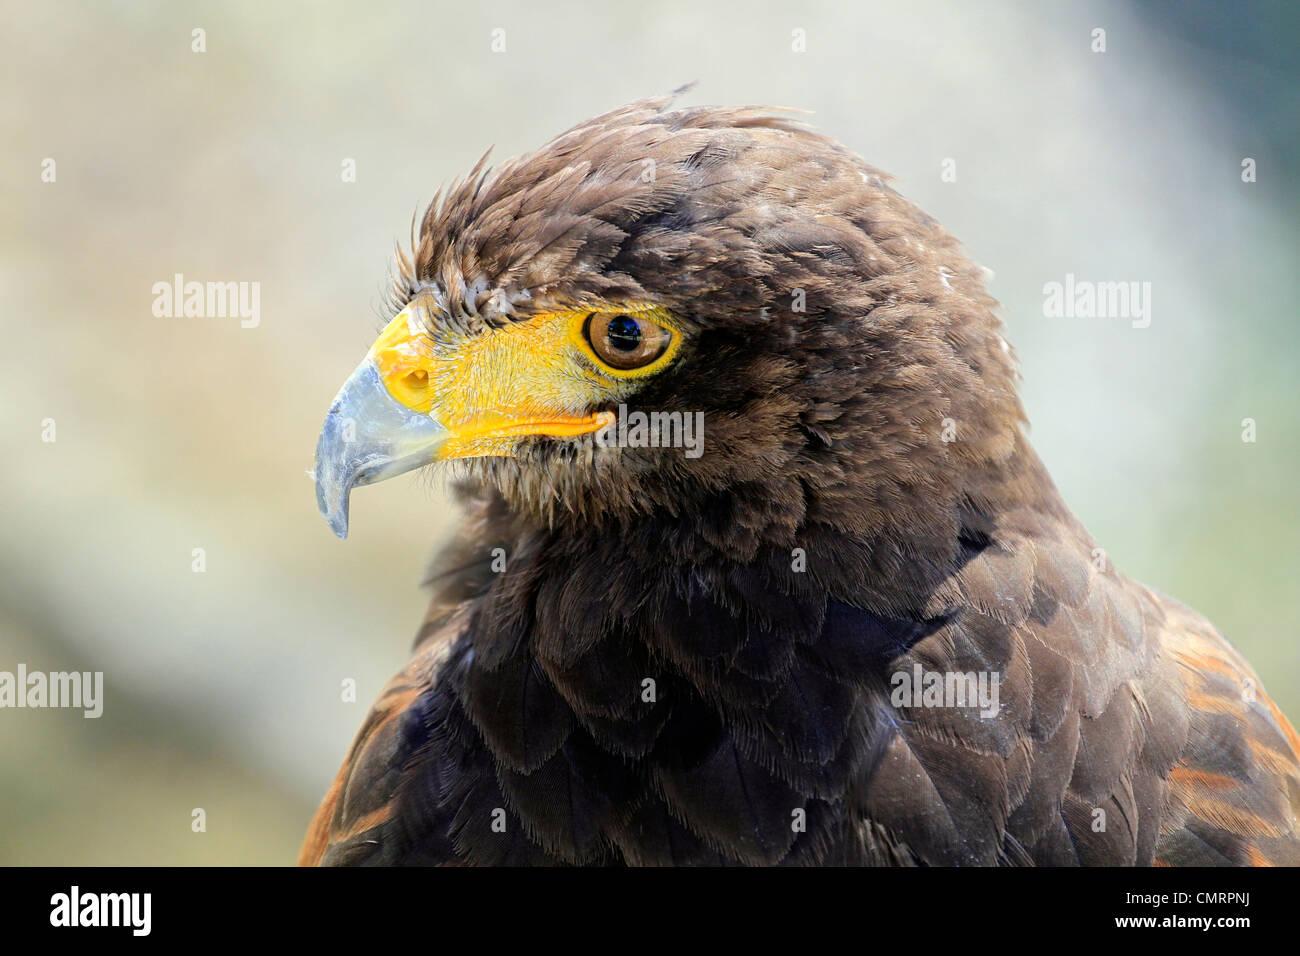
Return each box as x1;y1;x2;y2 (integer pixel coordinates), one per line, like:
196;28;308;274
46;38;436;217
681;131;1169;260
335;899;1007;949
567;306;683;379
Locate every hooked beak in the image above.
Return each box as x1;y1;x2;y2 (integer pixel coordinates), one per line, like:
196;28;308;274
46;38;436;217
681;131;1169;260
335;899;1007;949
313;295;616;539
314;358;448;539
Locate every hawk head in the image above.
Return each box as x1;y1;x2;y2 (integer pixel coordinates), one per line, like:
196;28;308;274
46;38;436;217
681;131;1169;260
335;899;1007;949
315;93;1025;568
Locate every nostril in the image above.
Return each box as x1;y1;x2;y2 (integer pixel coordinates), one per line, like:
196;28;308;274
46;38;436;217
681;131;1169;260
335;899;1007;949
404;370;428;389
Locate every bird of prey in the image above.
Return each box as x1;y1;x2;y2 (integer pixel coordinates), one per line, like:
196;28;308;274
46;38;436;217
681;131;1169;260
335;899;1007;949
302;94;1300;866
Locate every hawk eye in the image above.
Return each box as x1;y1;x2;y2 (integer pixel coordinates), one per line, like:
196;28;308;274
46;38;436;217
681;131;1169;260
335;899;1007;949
583;312;673;371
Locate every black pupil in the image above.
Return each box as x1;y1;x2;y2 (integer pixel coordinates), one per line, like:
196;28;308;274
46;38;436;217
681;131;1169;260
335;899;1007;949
606;315;642;351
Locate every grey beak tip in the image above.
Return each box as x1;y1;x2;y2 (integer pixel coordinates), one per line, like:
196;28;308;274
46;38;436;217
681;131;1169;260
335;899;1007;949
324;498;351;539
315;471;351;539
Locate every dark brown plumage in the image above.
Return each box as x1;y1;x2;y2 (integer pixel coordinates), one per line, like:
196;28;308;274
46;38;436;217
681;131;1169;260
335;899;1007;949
302;94;1300;866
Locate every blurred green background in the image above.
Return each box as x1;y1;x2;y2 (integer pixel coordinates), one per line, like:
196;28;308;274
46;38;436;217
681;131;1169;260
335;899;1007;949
1;0;1296;864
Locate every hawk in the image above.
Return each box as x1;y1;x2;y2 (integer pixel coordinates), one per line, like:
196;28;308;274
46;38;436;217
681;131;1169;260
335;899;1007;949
303;94;1300;866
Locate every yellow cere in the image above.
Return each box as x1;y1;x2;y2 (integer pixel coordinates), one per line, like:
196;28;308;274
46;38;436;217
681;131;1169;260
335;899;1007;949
366;293;684;461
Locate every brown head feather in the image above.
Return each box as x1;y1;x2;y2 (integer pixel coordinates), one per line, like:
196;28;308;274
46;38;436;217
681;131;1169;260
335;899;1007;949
394;95;1031;589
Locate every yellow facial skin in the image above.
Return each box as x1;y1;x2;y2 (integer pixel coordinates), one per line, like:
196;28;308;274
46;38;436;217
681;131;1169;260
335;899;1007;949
314;290;686;537
368;293;684;461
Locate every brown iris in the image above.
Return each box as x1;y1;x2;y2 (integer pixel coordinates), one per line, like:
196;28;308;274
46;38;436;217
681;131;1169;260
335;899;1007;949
583;313;672;370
